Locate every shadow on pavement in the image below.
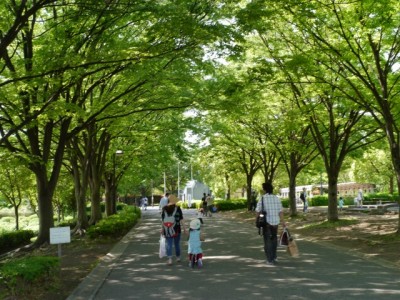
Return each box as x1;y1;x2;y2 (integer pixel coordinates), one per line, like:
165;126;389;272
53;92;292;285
68;207;400;300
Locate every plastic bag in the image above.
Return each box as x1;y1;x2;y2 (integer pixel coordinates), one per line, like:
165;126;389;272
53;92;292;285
159;235;167;258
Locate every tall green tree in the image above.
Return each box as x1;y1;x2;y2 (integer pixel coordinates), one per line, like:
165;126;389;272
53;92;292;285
0;158;35;230
278;0;400;229
0;0;240;245
237;0;387;222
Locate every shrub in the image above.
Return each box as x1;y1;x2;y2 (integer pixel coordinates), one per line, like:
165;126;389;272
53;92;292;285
309;196;328;206
364;193;400;202
281;199;289;208
86;205;141;239
180;201;201;209
0;256;59;295
0;230;35;254
214;199;247;211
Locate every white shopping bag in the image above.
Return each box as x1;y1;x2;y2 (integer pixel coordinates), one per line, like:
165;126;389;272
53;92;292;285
159;235;167;258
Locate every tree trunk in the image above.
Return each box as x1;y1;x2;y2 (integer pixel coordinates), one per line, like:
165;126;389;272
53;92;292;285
88;125;109;225
397;178;400;235
89;178;103;225
74;188;89;234
104;175;116;216
390;146;400;234
288;173;297;217
31;119;70;246
246;176;253;210
69;147;90;234
386;126;400;234
224;173;231;200
35;175;55;246
327;176;339;222
14;204;20;230
389;175;394;195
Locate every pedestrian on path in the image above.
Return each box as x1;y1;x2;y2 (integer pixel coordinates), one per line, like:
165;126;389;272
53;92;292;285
159;192;169;211
201;193;208;216
161;194;186;266
255;182;286;265
357;189;364;207
338;197;344;211
188;218;205;268
300;187;308;213
206;193;214;217
141;196;148;210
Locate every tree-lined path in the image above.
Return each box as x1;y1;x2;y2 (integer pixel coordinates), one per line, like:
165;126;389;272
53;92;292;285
68;208;400;300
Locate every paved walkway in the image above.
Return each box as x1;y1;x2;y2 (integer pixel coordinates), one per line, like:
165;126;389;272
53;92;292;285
67;207;400;300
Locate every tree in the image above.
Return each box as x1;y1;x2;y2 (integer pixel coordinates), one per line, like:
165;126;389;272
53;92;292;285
351;147;396;194
0;0;240;245
278;0;400;229
0;160;35;230
237;0;387;221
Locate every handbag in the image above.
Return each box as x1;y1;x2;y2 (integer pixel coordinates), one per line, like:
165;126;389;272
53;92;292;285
279;227;290;246
256;197;267;234
159;235;167;258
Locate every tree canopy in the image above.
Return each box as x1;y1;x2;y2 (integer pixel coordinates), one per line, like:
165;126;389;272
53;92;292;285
1;0;400;243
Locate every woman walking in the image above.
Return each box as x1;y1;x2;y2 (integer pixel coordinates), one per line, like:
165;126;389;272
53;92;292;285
161;194;186;265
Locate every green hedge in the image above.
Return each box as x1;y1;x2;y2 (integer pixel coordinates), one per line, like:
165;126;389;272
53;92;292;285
309;195;328;206
281;199;289;208
85;202;126;214
180;199;248;211
180;201;201;209
213;199;247;211
86;205;141;239
364;193;400;202
0;256;59;295
0;230;35;254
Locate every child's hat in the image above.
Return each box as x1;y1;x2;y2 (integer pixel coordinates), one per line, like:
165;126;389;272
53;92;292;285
190;219;201;230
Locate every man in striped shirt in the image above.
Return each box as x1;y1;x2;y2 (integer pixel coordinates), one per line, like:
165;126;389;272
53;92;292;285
255;182;286;265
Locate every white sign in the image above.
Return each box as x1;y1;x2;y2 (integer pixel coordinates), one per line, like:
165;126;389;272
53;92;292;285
50;227;71;244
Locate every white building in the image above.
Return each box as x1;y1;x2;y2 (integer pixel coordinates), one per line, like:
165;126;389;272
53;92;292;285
279;185;314;199
182;180;210;207
279;182;376;199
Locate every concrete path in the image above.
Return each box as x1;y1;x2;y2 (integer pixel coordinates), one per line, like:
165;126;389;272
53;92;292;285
67;207;400;300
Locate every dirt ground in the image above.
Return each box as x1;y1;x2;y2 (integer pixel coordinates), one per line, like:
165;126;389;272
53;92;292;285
1;207;399;299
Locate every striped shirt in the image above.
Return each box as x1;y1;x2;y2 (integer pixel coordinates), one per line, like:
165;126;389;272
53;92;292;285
255;193;283;226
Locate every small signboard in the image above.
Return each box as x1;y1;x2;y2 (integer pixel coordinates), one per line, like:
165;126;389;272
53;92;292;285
50;227;71;244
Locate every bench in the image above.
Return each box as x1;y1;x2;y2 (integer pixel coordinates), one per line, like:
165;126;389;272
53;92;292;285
378;203;399;213
363;198;392;205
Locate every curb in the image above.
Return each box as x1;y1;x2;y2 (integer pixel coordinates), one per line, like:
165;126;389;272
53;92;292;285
66;220;142;300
